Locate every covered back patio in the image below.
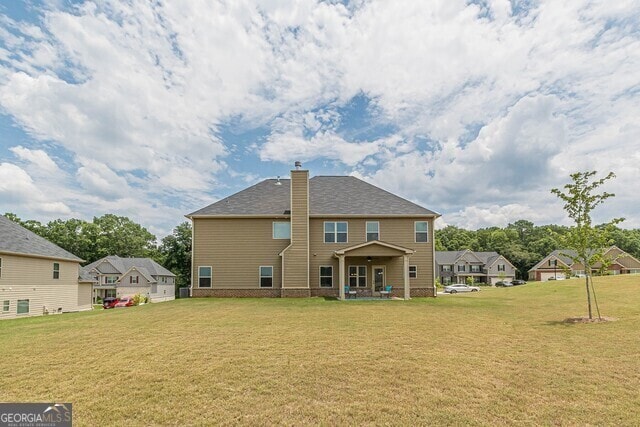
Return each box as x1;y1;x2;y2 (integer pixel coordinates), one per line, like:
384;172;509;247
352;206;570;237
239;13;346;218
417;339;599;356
334;240;415;300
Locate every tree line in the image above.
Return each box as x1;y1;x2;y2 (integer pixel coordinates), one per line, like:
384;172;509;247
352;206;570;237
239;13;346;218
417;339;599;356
4;213;192;289
435;220;640;279
6;212;639;287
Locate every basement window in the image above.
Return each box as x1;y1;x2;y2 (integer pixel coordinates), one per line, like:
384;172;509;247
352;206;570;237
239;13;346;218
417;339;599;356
320;266;333;288
409;266;417;279
198;267;212;288
17;299;29;315
260;266;273;288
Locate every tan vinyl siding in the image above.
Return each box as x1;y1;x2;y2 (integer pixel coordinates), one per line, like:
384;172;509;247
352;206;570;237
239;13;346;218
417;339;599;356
309;217;434;290
0;253;86;319
77;283;93;311
282;170;309;288
118;269;150;287
192;218;290;289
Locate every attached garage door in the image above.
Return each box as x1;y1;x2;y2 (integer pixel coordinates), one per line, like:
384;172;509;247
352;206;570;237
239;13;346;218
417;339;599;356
539;272;560;281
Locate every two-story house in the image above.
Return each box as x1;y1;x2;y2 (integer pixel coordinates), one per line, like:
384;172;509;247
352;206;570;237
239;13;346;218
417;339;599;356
81;255;176;303
436;250;516;285
528;246;640;281
187;162;440;299
0;215;93;319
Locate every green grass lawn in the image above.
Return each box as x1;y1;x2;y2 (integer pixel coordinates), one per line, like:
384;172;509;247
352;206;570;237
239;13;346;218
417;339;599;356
1;276;639;426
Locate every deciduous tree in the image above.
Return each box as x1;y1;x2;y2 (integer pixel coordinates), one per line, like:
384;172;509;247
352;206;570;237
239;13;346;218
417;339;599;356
551;171;624;320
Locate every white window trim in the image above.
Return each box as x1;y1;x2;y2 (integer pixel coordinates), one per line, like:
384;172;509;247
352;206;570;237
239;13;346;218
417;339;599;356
129;275;139;284
17;299;29;315
259;266;273;288
198;266;212;288
409;265;417;279
319;265;333;288
324;221;349;244
2;300;9;313
272;221;291;239
348;265;367;288
498;264;505;272
414;221;429;243
53;262;60;279
0;257;2;279
442;265;452;272
365;221;380;241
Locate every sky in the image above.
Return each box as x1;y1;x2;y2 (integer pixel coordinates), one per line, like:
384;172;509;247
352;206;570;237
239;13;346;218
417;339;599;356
1;0;639;239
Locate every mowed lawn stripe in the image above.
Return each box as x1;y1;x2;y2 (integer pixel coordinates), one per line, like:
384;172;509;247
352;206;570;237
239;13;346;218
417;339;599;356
1;276;639;425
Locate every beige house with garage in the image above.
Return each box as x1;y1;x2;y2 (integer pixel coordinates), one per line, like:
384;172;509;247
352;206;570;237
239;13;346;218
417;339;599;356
0;215;93;320
528;246;640;281
187;162;440;299
436;250;517;285
81;255;176;303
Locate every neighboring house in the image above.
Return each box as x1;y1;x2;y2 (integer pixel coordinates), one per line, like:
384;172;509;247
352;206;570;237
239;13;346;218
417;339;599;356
81;255;176;303
528;246;640;281
187;162;441;299
0;215;93;320
436;250;517;285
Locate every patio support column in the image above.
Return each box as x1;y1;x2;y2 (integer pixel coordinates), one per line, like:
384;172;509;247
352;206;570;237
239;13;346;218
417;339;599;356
338;255;345;300
403;254;410;300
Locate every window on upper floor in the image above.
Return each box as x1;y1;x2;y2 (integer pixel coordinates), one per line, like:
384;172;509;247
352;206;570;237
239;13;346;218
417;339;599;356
548;259;557;266
409;265;417;279
198;266;212;288
442;265;452;272
471;265;481;273
273;222;291;239
320;266;333;288
324;222;348;243
457;264;466;272
130;275;139;284
366;222;379;241
53;262;60;279
498;264;505;271
415;221;429;242
104;276;118;284
260;266;273;288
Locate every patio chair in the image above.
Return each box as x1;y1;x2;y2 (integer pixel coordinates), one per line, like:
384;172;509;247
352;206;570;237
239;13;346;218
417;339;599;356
345;285;357;299
380;285;392;298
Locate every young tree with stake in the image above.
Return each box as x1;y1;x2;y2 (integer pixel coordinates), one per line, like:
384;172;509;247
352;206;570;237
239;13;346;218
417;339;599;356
551;171;623;320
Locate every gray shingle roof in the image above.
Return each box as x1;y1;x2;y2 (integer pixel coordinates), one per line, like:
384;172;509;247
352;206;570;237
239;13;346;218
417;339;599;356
435;250;501;265
0;215;83;262
188;176;439;217
81;256;176;277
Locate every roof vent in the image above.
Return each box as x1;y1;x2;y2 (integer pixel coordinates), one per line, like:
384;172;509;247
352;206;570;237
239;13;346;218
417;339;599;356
294;161;302;170
275;176;282;185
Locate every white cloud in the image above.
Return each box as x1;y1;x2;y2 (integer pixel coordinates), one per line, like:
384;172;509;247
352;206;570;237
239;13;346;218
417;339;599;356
0;0;638;234
0;163;71;215
9;145;61;173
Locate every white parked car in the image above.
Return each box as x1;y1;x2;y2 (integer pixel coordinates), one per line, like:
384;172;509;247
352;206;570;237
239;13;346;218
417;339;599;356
443;284;480;294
